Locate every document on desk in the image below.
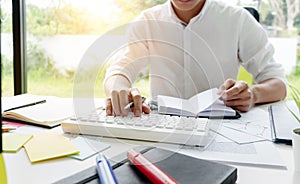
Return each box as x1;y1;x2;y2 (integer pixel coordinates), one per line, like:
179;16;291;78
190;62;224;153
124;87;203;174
156;122;285;169
216;126;266;144
218;107;272;144
185;141;285;169
171;136;286;169
69;137;110;160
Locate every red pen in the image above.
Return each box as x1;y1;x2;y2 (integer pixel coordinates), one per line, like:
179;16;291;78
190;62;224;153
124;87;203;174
127;149;179;184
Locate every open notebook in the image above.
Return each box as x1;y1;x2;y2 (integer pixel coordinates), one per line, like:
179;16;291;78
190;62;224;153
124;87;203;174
2;94;74;128
157;88;240;119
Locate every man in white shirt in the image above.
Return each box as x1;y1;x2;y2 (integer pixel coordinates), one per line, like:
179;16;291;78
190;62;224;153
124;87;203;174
104;0;286;116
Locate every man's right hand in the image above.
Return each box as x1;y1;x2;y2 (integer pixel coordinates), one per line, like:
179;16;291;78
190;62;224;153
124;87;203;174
106;88;150;116
104;75;150;116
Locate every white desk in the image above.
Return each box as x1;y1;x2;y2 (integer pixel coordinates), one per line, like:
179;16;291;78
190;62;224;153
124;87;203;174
2;103;300;184
2;126;299;184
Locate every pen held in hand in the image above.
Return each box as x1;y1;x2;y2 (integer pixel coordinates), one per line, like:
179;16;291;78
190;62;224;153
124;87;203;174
124;97;146;110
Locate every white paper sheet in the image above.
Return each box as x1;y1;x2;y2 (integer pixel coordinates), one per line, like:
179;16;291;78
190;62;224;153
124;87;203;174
177;140;286;169
220;107;272;142
69;137;110;160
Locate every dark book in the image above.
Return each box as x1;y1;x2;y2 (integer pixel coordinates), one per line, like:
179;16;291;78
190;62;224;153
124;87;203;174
54;146;237;184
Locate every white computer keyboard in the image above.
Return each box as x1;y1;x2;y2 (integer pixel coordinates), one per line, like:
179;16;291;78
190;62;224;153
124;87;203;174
61;110;210;146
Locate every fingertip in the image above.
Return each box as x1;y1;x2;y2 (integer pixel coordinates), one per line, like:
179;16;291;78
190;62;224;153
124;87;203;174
114;110;121;116
130;88;141;97
105;98;113;115
134;109;141;117
122;109;129;116
142;105;151;114
106;109;112;116
217;89;222;95
223;79;236;90
217;87;225;96
220;90;228;100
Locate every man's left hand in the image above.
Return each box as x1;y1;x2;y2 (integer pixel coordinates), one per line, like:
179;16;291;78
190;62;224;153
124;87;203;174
218;79;255;112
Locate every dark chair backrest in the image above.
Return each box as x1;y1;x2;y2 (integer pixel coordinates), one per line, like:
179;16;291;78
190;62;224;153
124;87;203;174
244;7;260;22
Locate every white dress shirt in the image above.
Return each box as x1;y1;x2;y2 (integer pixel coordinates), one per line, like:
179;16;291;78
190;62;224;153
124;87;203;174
105;0;286;100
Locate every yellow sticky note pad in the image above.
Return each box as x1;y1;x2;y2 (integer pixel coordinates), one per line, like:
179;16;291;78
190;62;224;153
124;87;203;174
23;132;79;163
3;134;33;152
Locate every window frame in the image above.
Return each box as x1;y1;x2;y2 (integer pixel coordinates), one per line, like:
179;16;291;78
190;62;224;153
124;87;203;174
12;0;27;95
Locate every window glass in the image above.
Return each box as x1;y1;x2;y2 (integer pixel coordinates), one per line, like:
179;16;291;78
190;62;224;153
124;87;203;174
228;0;300;98
1;0;13;97
3;0;299;98
25;0;166;98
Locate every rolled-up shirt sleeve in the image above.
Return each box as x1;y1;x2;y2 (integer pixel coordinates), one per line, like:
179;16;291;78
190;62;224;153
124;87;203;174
238;10;287;87
104;15;150;85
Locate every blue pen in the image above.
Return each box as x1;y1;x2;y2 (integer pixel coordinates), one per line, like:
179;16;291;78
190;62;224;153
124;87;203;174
96;154;119;184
